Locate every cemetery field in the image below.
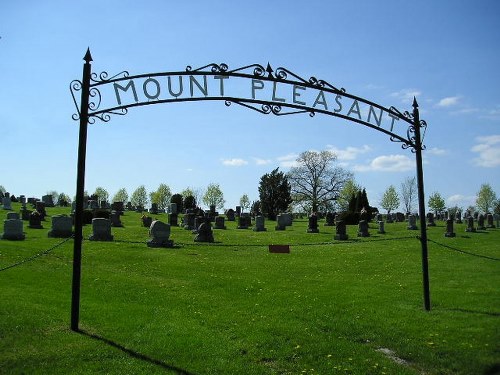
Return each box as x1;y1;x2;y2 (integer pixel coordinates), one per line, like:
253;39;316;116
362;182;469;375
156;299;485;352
1;204;499;374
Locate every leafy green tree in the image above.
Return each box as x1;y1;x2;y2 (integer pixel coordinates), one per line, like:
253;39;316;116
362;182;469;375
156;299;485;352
150;183;172;210
380;185;400;214
337;179;362;212
258;167;292;220
400;176;417;213
428;191;446;215
476;183;497;213
0;185;5;195
170;193;183;212
239;194;250;213
202;183;225;210
287;150;352;213
131;185;148;208
93;187;109;203
112;188;128;203
57;193;71;206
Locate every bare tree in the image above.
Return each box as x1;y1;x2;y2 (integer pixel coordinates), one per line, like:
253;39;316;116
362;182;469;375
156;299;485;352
287;150;352;213
400;176;417;214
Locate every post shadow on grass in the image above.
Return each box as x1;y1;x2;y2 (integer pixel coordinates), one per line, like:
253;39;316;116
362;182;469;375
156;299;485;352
77;329;196;375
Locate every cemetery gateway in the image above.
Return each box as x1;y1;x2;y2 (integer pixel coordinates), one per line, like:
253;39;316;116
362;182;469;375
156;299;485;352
69;50;431;331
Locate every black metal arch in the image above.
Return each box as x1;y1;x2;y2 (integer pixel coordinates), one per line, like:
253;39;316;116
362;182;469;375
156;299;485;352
69;49;430;332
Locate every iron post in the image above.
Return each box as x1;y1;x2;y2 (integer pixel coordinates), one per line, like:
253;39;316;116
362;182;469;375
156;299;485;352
71;49;92;331
413;97;431;311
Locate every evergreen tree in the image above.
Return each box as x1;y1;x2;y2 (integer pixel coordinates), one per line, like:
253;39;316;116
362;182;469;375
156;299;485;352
170;193;183;212
258;167;292;220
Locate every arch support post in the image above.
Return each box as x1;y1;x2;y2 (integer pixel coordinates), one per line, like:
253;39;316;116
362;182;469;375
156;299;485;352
413;98;431;311
71;49;92;331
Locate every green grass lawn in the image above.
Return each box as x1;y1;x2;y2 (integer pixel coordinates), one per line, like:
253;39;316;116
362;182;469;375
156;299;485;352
1;203;499;374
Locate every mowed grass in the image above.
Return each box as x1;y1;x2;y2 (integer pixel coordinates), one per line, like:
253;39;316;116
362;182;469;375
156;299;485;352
1;203;499;374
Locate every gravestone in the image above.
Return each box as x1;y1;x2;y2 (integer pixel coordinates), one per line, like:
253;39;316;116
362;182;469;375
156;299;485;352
444;219;456;237
147;220;174;248
237;214;250;229
396;212;405;222
307;213;319;233
253;215;266;232
88;200;99;210
2;196;12;210
282;213;293;227
386;213;394;223
19;195;26;205
226;209;235;221
455;211;463;224
142;215;153;227
1;219;25;240
376;214;383;222
357;220;370;237
407;215;418;230
111;201;125;214
42;194;55;207
110;211;123;227
48;215;73;238
183;213;196;230
168;213;178;226
465;216;476;232
214;216;226;230
89;218;113;241
377;220;385;234
21;208;31;221
477;214;486;230
324;212;335;226
194;221;214;243
126;202;133;210
334;220;348;240
486;213;495;229
100;200;109;209
194;216;205;232
169;203;177;215
28;211;43;229
235;206;241;217
495;214;500;228
7;212;20;220
426;212;436;227
275;214;286;231
35;201;46;220
149;203;159;215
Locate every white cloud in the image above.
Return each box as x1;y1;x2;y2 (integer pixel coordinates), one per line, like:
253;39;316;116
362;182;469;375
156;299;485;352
437;96;460;107
447;194;476;208
277;153;299;168
326;145;371;161
354;154;414;172
471;135;500;168
221;158;248;167
390;89;421;104
253;157;272;165
427;147;446;156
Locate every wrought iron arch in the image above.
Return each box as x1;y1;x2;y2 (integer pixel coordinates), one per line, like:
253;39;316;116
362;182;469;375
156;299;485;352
69;49;430;331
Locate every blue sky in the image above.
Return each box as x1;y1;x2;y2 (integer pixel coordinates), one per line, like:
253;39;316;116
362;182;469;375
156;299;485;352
1;0;499;211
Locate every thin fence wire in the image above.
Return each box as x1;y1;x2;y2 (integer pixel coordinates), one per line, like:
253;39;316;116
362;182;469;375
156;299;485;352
428;238;500;261
0;235;74;272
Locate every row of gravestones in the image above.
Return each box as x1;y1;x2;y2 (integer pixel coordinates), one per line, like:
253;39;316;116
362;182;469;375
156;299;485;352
1;213;74;240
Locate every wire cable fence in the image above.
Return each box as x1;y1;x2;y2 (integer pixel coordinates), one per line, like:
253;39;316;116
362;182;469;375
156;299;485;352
1;233;498;273
0;235;74;272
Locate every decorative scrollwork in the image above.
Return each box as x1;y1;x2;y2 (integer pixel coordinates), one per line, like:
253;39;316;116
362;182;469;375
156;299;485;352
90;70;129;84
226;63;267;77
93;108;128;123
88;87;102;112
226;100;315;117
70;79;82;120
186;63;229;73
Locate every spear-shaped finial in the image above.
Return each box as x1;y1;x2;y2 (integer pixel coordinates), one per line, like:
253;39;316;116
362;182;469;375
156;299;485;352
412;96;419;109
83;48;93;63
266;63;274;78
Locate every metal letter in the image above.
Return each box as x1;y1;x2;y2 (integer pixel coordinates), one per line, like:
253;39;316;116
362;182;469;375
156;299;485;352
272;81;286;103
388;112;399;132
143;78;161;100
346;100;362;120
114;80;138;105
167;76;183;98
334;94;342;113
367;105;383;126
214;75;229;96
292;85;306;106
251;79;264;99
189;75;208;97
312;90;328;110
